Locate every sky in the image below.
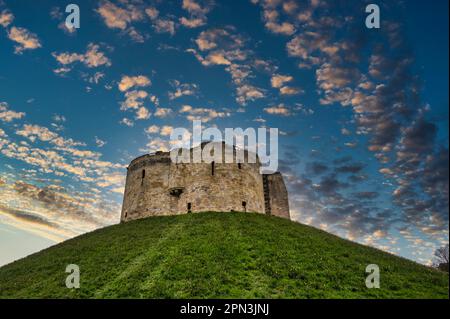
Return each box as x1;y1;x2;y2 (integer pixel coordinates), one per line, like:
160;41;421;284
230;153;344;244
0;0;448;267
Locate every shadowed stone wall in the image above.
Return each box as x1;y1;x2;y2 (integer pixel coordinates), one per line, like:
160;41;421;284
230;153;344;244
265;172;290;219
121;143;289;222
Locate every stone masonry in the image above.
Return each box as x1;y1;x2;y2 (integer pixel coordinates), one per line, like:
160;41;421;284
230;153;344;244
120;142;290;222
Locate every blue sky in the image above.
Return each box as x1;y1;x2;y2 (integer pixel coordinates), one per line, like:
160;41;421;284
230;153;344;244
0;0;448;266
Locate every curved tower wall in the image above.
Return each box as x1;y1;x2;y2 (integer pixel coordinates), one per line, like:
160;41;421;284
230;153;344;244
120;144;266;222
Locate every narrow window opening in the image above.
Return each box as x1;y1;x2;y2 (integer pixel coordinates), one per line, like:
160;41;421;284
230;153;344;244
211;161;215;176
238;163;242;169
187;203;192;213
242;201;247;212
141;169;145;185
125;212;128;218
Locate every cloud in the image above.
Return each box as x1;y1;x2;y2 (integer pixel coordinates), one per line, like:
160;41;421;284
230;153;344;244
0;178;122;241
120;90;148;111
145;125;160;134
16;124;58;142
0;102;25;122
341;128;351;136
95;137;107;147
168;80;198;100
120;117;134;127
152;18;175;35
96;0;143;30
118;75;151;92
0;9;13;27
262;8;295;36
154;107;173;118
270;74;301;95
195;28;243;51
50;6;77;35
7;26;42;54
0;204;57;228
265;21;295;36
236;85;265;105
180;17;205;28
180;104;230;123
53;43;112;70
145;5;176;36
145;7;159;20
160;126;174;136
135;106;150;120
264;103;291;116
279;86;301;95
189;28;268;105
282;1;298;14
270;74;293;88
180;0;214;28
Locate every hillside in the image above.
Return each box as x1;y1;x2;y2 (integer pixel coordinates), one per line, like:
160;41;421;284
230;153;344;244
0;212;447;298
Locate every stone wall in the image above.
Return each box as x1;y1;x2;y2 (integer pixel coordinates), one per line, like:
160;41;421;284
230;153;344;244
120;142;290;222
265;172;290;219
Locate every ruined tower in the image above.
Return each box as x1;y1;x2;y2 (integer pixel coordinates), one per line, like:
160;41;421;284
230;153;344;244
120;142;290;222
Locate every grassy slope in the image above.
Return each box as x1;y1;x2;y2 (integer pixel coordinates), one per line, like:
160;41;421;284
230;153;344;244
0;212;447;299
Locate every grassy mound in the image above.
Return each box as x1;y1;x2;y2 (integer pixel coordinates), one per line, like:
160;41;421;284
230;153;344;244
0;212;447;298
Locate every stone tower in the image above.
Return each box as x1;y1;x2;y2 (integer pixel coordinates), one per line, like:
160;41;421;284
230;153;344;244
120;142;290;222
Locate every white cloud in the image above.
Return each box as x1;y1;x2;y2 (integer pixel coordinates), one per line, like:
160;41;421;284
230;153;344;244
179;0;214;28
168;80;198;100
180;104;230;123
95;137;107;147
96;0;143;30
145;125;160;134
271;74;293;88
145;7;159;20
119;118;134;127
154;107;173;118
0;102;25;122
0;9;14;27
153;18;175;35
179;17;205;28
7;26;42;54
279;86;301;95
53;43;111;70
265;21;295;35
160;126;174;136
264;104;292;116
262;8;295;36
271;74;304;96
118;75;151;92
135;106;150;120
236;85;265;105
120;90;148;111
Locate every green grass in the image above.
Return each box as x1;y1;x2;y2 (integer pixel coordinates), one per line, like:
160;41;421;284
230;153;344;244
0;212;448;298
